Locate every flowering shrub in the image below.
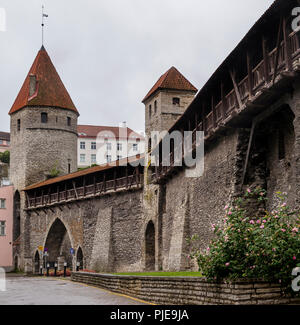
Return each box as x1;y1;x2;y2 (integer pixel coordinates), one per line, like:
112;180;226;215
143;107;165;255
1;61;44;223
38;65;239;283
190;189;300;290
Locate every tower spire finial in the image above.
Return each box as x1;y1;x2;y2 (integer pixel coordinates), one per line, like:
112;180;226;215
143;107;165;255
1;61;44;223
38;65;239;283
41;5;48;46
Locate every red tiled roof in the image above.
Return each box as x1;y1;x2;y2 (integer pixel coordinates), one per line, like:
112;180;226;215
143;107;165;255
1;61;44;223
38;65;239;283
23;154;144;191
142;66;198;103
77;125;144;140
9;46;78;115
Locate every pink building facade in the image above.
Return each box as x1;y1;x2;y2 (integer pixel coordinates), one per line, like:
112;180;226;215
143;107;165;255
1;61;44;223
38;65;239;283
0;185;13;271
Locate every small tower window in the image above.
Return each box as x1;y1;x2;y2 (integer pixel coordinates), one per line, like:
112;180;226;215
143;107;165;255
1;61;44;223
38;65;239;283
278;129;285;160
17;119;21;131
149;105;152;118
154;100;157;114
67;117;71;126
173;97;180;106
41;112;48;123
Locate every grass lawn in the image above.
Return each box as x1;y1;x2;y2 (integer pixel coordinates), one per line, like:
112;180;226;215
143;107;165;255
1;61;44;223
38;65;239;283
111;271;203;277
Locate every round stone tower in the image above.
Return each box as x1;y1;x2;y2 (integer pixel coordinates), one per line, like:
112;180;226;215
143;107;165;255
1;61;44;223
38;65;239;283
9;46;79;271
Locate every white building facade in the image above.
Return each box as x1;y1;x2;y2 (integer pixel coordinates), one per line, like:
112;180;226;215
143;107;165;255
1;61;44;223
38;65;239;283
77;124;145;168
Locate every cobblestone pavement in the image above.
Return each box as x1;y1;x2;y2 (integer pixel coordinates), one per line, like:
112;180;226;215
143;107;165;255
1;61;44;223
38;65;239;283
0;276;148;305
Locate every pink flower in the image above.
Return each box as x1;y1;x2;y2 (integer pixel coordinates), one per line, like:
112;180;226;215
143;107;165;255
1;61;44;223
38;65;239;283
228;211;232;215
225;262;230;267
281;229;286;232
260;192;264;196
292;227;299;233
224;205;229;210
274;215;279;219
282;203;287;207
272;248;276;252
257;220;261;224
247;189;251;193
249;220;255;224
263;220;267;223
293;256;296;261
260;225;264;229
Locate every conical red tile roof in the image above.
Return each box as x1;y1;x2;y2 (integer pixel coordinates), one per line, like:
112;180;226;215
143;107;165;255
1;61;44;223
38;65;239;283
9;46;78;115
142;66;197;103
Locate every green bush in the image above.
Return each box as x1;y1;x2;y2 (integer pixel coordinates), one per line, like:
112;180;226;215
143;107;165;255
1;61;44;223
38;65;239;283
0;150;10;164
190;188;300;290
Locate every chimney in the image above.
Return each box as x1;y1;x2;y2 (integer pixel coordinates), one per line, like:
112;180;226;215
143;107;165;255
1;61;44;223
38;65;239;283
122;121;126;128
29;74;37;97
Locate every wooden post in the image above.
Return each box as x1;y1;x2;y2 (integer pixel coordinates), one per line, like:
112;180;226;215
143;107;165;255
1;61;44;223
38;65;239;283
41;190;44;206
65;183;67;201
201;104;206;134
103;173;106;192
221;83;226;120
72;181;78;199
211;96;216;129
283;16;292;71
114;169;117;191
262;37;270;84
136;167;140;187
93;176;96;195
57;186;60;203
34;191;36;207
195;112;198;130
247;53;254;98
272;16;283;84
83;176;86;197
229;70;243;110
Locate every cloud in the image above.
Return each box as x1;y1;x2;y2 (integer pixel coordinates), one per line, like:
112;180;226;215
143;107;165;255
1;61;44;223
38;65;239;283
0;0;274;133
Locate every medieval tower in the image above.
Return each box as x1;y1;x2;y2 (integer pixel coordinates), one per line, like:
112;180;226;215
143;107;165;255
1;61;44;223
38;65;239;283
9;46;79;270
142;67;197;271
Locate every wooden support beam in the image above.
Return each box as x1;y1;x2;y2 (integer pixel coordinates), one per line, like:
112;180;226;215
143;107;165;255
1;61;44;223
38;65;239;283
57;186;60;203
229;70;243;110
25;192;31;208
72;181;78;199
272;16;283;84
41;190;44;206
283;16;292;71
262;37;270;84
65;183;67;201
136;167;140;187
34;191;37;207
103;173;106;192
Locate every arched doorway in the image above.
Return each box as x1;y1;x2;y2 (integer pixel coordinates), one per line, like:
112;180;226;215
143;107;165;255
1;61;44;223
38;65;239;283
34;251;40;274
44;219;73;268
13;191;21;241
76;247;83;270
145;221;155;270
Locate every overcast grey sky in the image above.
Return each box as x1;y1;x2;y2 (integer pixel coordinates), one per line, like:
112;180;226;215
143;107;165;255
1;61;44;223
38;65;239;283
0;0;274;133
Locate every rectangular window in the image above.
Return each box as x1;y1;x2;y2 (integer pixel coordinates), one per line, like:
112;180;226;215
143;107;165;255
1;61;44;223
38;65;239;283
91;142;96;150
17;119;21;131
0;199;6;209
41;112;48;123
106;143;112;151
80;154;86;163
117;143;122;151
0;221;5;236
133;143;138;151
106;155;112;163
80;142;86;150
0;140;3;145
67;117;71;126
117;155;122;160
91;154;97;164
173;97;180;106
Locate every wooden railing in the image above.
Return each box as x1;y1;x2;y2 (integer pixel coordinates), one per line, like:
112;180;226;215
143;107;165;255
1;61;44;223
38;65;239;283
27;174;143;209
153;30;300;181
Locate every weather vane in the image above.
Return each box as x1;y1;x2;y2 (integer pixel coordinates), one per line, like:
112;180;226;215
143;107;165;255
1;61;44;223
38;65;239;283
41;5;48;46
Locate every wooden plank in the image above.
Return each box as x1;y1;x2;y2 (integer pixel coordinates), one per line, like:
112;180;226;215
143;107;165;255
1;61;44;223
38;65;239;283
229;70;243;110
272;16;283;84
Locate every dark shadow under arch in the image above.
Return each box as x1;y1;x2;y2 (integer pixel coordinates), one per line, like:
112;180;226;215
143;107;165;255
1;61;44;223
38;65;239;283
13;191;20;241
76;247;83;270
34;251;40;274
145;221;155;271
44;219;72;267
